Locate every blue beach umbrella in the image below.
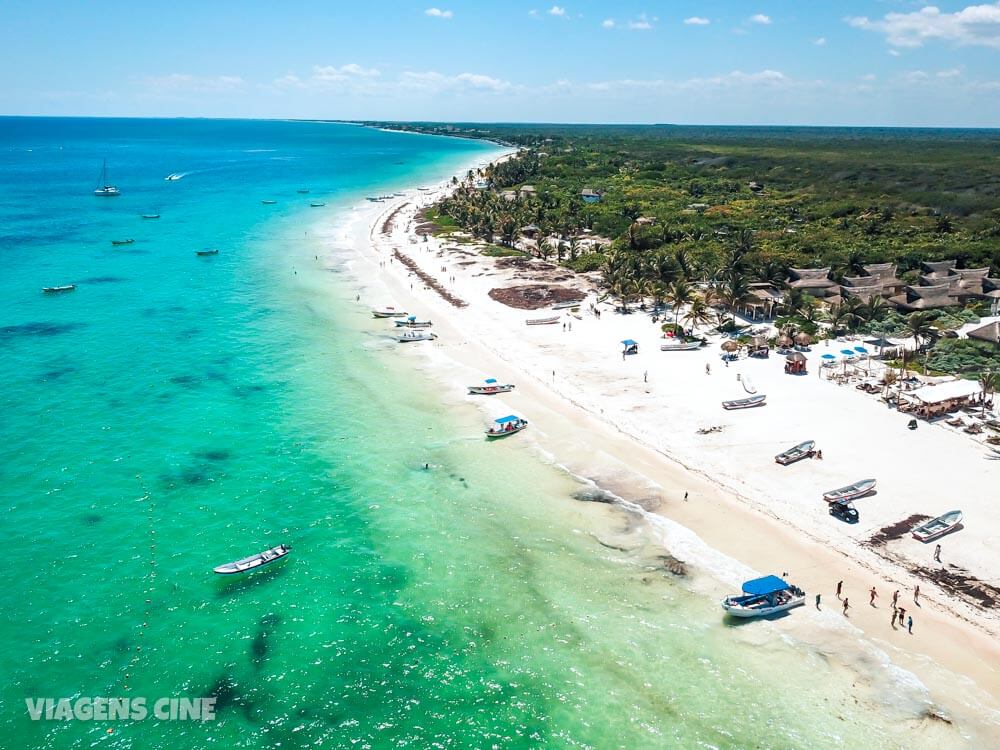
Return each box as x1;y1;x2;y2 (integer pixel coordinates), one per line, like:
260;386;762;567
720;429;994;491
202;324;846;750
840;349;856;356
854;346;869;354
821;353;836;360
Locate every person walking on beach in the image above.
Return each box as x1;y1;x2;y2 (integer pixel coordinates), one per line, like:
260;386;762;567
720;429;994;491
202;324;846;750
842;597;850;616
869;587;878;606
898;607;906;626
907;615;913;634
891;607;897;628
705;363;711;375
914;585;920;605
934;544;941;562
892;590;899;608
815;593;821;610
644;370;648;383
836;580;843;599
683;491;688;501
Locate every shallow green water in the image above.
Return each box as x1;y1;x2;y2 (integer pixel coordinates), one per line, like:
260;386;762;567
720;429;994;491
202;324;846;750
0;118;982;749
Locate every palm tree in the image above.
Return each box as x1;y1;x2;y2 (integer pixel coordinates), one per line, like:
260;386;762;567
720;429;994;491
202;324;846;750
904;311;937;370
861;295;889;325
666;278;693;331
979;371;997;416
715;268;751;325
683;296;714;334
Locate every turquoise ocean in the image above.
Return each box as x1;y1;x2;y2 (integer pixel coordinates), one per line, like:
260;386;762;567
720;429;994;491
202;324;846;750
0;118;982;749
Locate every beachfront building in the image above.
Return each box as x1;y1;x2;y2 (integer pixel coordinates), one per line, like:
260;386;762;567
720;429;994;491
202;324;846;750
518;185;537;198
785;267;839;302
967;321;1000;347
580;188;602;203
889;283;955;312
741;283;783;321
888;263;998;311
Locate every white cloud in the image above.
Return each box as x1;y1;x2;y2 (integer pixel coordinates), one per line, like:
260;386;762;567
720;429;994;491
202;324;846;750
628;13;656;30
602;18;615;28
814;37;827;46
312;63;380;81
549;5;566;16
750;14;772;25
937;67;962;78
424;8;453;19
145;74;245;93
862;73;877;81
399;70;513;94
847;3;1000;48
888;48;901;56
684;17;710;26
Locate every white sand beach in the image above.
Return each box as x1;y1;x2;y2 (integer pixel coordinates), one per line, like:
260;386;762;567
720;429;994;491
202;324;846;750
314;157;1000;739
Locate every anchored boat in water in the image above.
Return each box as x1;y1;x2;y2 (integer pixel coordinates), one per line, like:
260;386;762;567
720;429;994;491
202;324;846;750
213;544;291;575
823;478;876;503
111;238;134;246
196;248;219;256
912;510;963;542
94;159;120;197
42;284;76;294
486;415;528;438
468;378;515;395
722;575;806;618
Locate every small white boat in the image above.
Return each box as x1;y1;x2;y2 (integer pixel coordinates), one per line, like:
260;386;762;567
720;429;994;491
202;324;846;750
823;478;877;503
261;199;277;205
94;159;120;197
526;316;560;326
196;248;219;256
660;339;702;351
394;316;432;328
775;440;816;465
164;173;184;181
213;544;291;575
552;300;583;310
297;188;310;194
141;214;160;219
741;376;757;394
42;284;76;294
372;306;408;318
396;330;437;343
722;394;766;410
911;510;963;542
468;378;515;395
486;415;528;438
310;202;325;207
722;575;806;618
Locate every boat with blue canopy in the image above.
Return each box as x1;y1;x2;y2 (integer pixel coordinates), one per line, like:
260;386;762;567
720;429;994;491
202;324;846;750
485;414;528;438
622;339;639;355
722;575;806;618
394;315;433;328
468;378;515;395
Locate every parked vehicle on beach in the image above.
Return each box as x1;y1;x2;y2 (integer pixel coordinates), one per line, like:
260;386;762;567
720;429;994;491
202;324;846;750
829;499;859;523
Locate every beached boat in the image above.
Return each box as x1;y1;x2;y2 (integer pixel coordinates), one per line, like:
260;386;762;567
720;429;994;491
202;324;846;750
394;316;432;328
823;478;877;503
372;306;408;318
722;575;806;618
486;415;528;438
111;239;134;246
261;199;277;205
660;339;702;351
310;202;325;207
552;300;583;310
468;378;515;395
196;248;219;256
396;330;437;343
42;284;76;294
94;159;120;197
722;394;766;410
526;316;560;326
213;543;290;575
911;510;963;542
141;214;160;219
775;440;816;465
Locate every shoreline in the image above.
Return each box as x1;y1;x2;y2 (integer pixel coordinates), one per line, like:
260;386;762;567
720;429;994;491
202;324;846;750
315;154;1000;740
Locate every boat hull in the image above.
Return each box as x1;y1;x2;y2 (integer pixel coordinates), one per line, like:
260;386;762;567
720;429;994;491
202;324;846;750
911;511;962;542
526;316;560;326
775;441;816;465
396;333;437;342
661;342;702;351
722;596;805;618
468;385;515;395
486;423;527;438
372;309;408;318
722;395;766;410
823;479;877;503
213;545;290;575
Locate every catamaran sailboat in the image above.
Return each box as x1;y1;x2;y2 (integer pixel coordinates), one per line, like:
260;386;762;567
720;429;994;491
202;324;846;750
94;160;120;197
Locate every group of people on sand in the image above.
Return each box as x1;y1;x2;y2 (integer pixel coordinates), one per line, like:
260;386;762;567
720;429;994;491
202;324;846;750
824;579;918;633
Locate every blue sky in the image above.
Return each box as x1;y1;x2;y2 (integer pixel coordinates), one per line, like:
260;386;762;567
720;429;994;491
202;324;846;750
2;1;999;126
